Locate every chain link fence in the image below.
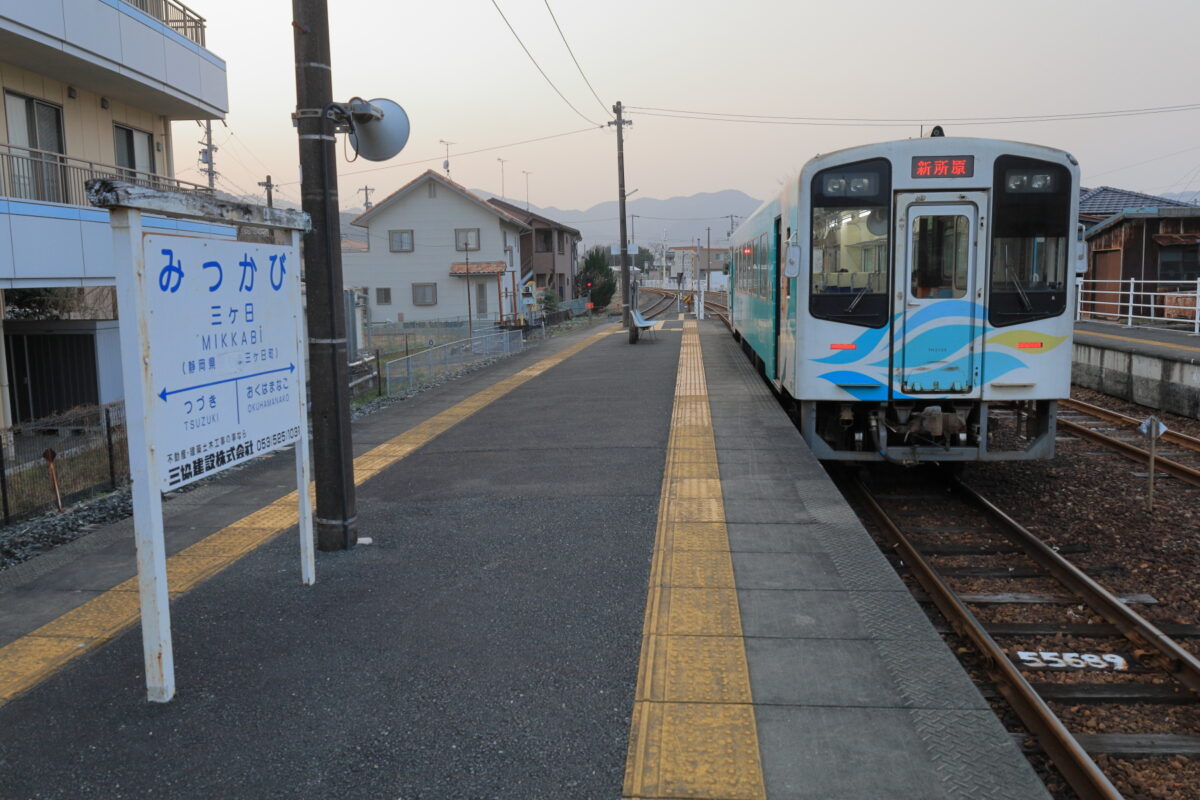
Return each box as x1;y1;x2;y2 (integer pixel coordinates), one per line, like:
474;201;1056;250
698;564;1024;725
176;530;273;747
0;402;128;524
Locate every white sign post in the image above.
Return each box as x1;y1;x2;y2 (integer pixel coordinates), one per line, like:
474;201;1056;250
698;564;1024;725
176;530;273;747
96;182;312;702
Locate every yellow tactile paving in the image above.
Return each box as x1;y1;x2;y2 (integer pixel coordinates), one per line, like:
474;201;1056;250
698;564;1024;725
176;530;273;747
0;325;615;707
623;321;765;799
625;702;764;800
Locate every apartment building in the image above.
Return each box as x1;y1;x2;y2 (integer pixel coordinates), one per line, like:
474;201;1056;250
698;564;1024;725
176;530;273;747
0;0;228;423
485;198;581;301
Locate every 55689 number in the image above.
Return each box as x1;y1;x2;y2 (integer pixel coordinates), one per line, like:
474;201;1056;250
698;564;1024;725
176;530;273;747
1015;651;1128;671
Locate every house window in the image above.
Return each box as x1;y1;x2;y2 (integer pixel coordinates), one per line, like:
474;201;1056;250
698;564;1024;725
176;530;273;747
1160;245;1200;281
455;228;480;251
375;287;392;305
113;124;154;177
427;182;437;199
536;229;553;252
557;231;564;254
4;92;65;203
389;229;413;252
413;283;437;305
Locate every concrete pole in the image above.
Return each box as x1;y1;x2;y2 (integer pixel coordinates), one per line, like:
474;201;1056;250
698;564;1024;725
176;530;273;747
292;0;358;550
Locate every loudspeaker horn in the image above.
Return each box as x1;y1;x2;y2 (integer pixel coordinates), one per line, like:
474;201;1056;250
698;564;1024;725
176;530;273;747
349;98;410;162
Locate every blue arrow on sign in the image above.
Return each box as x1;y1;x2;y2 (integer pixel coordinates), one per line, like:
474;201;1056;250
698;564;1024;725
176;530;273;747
160;363;295;402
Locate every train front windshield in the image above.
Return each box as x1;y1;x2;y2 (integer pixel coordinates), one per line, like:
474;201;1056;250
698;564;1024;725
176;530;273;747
989;155;1071;327
810;158;892;328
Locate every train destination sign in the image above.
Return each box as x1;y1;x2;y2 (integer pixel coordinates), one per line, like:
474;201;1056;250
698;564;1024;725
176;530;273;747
142;234;304;492
911;155;975;178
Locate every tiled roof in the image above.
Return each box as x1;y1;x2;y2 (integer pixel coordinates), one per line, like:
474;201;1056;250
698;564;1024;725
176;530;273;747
1079;185;1199;215
449;261;507;276
486;197;582;238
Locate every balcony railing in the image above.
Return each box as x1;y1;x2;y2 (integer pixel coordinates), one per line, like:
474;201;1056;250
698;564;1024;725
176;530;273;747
122;0;206;47
0;142;214;209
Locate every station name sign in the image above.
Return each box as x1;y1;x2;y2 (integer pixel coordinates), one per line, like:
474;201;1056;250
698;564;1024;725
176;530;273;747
911;156;975;179
143;234;303;492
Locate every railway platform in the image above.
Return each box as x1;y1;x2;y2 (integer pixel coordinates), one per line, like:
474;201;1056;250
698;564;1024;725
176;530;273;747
1072;320;1200;420
0;315;1048;799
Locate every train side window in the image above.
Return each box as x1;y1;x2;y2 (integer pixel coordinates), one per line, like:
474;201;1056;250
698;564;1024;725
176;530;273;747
911;215;968;299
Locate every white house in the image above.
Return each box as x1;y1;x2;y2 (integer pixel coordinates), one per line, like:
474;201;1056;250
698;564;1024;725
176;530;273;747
0;0;229;422
344;170;529;325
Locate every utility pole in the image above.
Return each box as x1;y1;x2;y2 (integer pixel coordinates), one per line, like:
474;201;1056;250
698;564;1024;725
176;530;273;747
706;226;712;291
497;158;507;199
357;185;374;209
726;214;737;238
439;139;454;178
198;121;217;190
292;0;358;551
257;174;277;208
522;170;532;211
608;101;633;339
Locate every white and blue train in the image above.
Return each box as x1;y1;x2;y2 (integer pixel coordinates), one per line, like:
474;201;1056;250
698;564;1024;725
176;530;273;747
729;135;1081;462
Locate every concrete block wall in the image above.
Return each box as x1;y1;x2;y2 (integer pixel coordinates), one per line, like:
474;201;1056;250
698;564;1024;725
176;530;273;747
1073;344;1200;420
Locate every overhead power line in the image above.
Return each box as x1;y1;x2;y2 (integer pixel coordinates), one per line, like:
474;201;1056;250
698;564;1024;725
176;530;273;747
626;101;1200;128
490;0;602;126
276;125;602;186
543;0;608;115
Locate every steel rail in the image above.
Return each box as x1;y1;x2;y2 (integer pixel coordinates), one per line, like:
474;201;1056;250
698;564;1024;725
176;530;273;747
852;478;1123;800
1061;398;1200;452
1057;417;1200;487
953;477;1200;694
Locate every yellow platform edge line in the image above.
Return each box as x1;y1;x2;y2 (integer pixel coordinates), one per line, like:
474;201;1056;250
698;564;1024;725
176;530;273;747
1074;326;1200;354
623;325;765;799
0;325;615;704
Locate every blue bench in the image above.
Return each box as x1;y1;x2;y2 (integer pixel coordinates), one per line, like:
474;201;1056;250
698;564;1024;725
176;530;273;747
630;307;657;340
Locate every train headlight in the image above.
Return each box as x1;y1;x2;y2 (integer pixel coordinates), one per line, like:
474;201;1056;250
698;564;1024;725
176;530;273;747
1005;169;1056;193
1006;172;1029;191
824;177;847;195
848;176;875;195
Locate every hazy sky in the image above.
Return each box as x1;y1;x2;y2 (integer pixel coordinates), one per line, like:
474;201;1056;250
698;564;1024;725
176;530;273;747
175;0;1200;217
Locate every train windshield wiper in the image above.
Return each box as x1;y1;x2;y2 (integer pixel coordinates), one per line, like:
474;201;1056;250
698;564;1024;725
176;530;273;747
1006;265;1034;312
845;285;870;313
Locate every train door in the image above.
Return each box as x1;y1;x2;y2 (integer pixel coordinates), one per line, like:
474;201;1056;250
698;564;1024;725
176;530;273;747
772;216;783;380
895;191;986;396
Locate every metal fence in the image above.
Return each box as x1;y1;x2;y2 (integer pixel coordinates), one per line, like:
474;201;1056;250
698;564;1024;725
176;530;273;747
1076;278;1200;334
383;331;524;396
0;403;129;525
122;0;207;45
0;142;213;208
363;315;504;357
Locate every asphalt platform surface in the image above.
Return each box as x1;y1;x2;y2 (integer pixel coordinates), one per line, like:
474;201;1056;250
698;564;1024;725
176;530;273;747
0;322;676;799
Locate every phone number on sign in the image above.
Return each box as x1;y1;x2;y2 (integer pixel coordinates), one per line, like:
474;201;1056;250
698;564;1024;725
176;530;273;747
257;426;302;454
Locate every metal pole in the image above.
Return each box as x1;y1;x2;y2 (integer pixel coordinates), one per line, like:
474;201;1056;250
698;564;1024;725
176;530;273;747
0;428;10;525
1148;419;1157;512
293;0;358;550
609;101;633;340
375;349;383;397
105;406;117;491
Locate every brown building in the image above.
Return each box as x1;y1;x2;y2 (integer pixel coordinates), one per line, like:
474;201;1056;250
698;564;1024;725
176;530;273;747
1079;187;1200;321
486;198;581;299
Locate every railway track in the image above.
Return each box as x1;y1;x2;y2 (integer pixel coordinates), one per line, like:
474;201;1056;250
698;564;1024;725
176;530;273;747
639;288;730;327
1058;398;1200;488
847;469;1200;799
